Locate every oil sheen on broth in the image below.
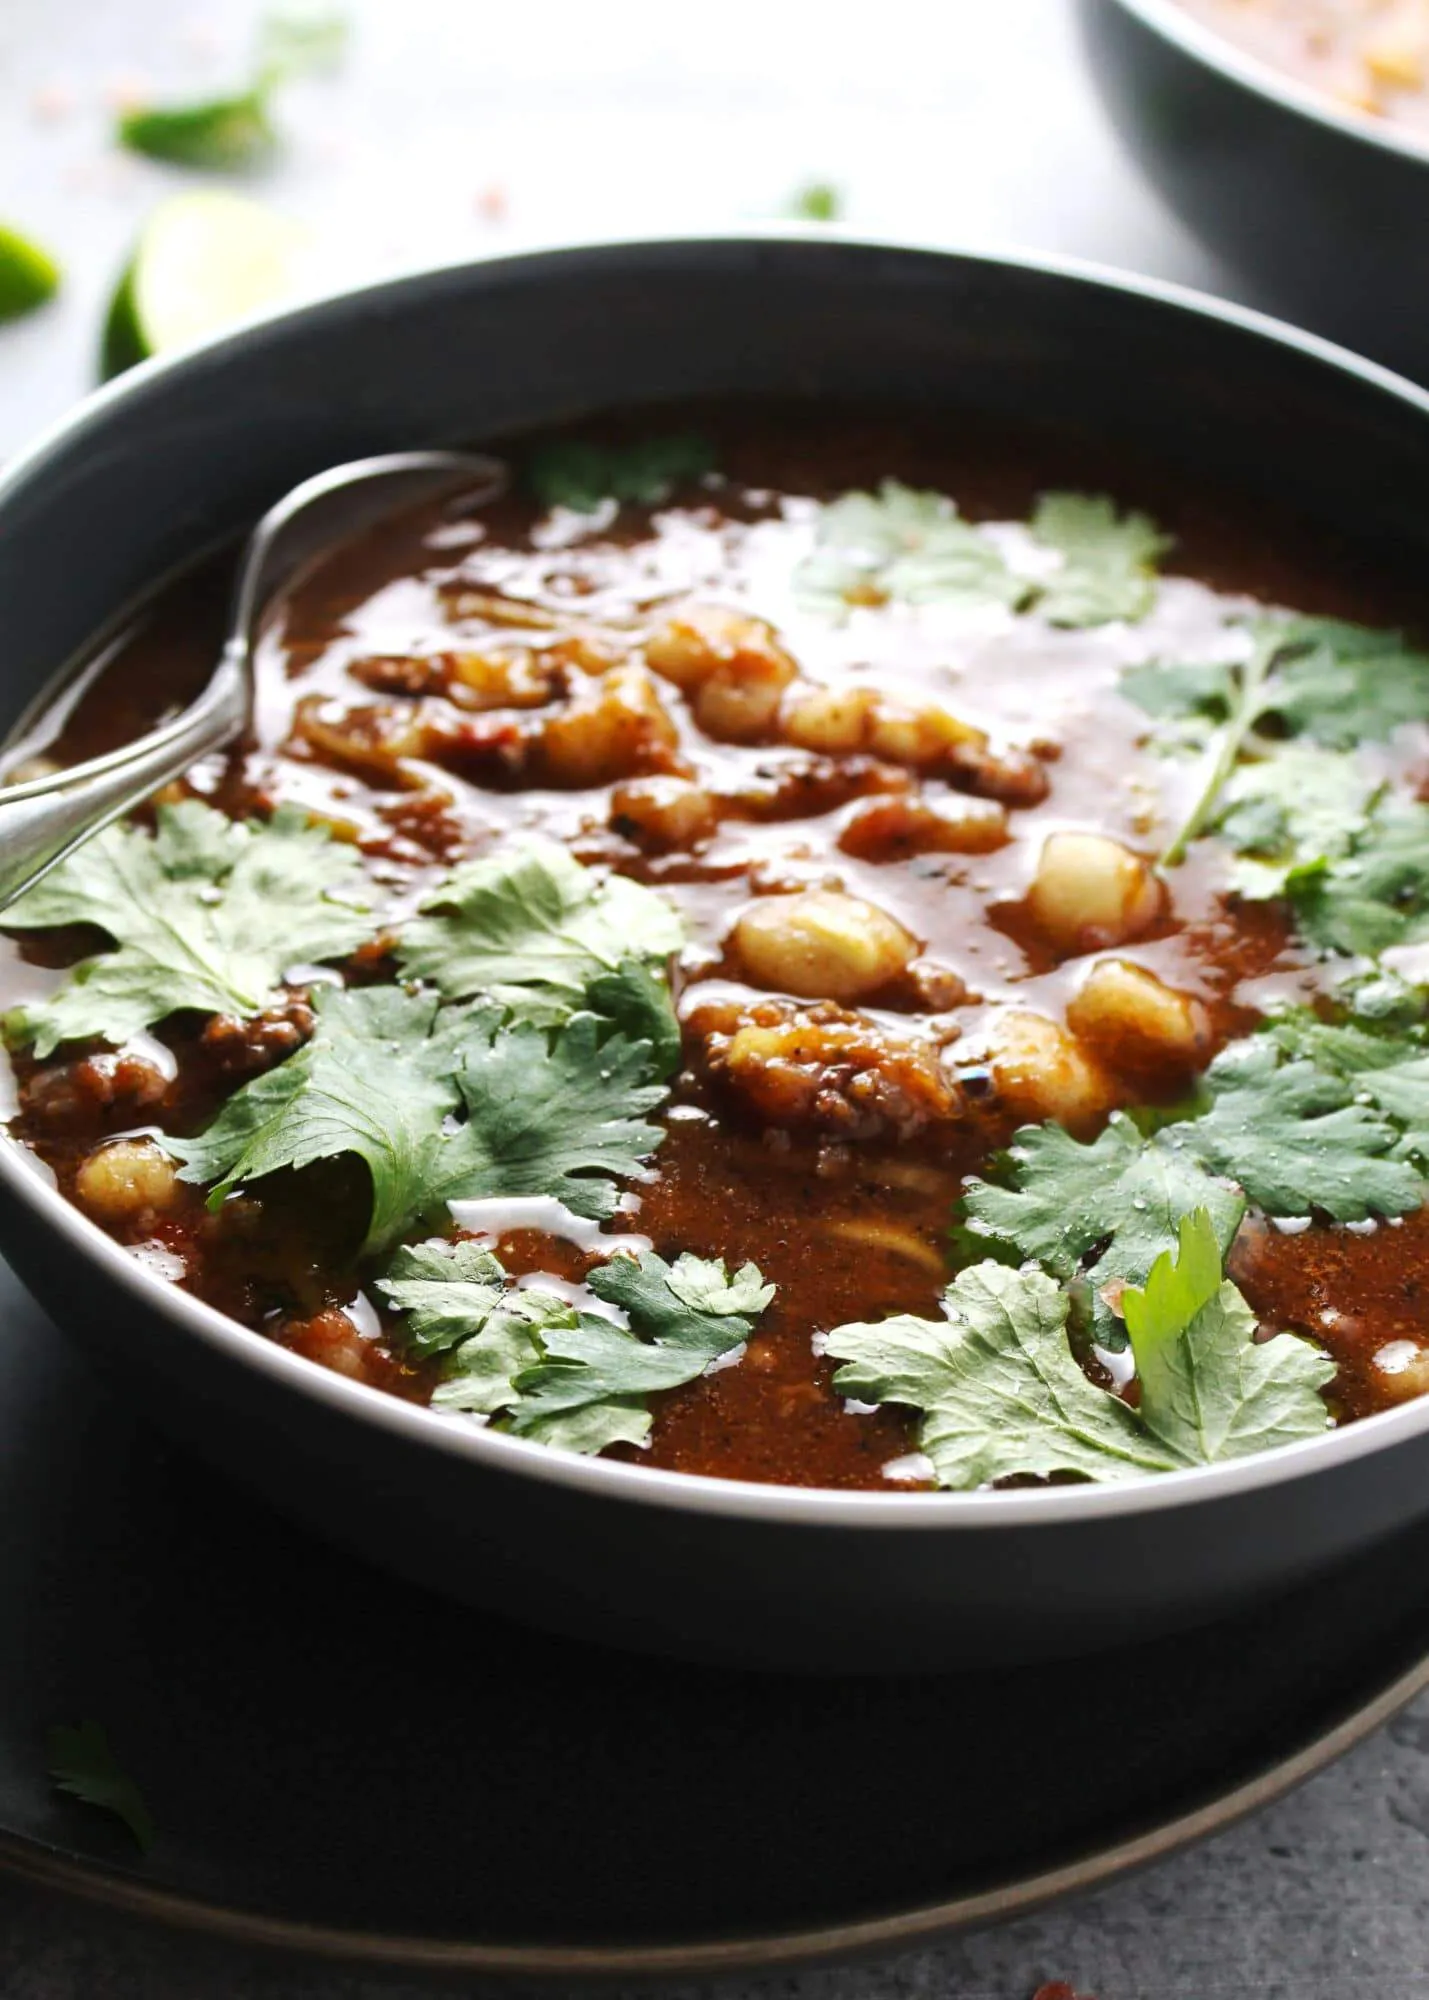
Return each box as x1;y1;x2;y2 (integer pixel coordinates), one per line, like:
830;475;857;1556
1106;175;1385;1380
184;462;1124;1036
3;405;1427;1491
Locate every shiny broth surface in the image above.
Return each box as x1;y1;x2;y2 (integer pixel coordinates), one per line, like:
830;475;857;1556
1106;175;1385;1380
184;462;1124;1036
5;405;1428;1490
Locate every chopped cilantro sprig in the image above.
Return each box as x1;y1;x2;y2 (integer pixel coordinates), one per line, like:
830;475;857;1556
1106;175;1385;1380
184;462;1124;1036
380;1240;774;1454
793;481;1028;616
1030;492;1171;629
1209;744;1378;902
827;1211;1332;1489
1128;615;1429;869
397;837;682;1036
793;483;1171;625
1155;620;1282;867
524;434;717;513
1264;1012;1429;1165
169;988;670;1255
960;1018;1429;1346
1121;1211;1335;1462
9;831;684;1256
958;1112;1245;1346
3;801;371;1058
1290;796;1429;960
829;1259;1167;1486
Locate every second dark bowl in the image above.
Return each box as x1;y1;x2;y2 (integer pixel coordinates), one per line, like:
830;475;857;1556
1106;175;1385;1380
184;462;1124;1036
1080;0;1429;384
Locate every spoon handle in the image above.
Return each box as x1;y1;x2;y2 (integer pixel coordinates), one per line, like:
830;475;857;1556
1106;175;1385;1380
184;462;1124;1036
0;638;249;912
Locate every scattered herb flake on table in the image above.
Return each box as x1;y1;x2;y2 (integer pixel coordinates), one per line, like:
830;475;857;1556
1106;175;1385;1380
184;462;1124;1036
47;1721;155;1853
116;4;350;169
787;180;842;222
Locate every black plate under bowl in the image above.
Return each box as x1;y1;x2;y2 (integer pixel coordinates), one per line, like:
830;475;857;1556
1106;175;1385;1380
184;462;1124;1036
3;1260;1429;1977
1079;0;1429;383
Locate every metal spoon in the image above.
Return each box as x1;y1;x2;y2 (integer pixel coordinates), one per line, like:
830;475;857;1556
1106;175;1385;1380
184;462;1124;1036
0;449;509;912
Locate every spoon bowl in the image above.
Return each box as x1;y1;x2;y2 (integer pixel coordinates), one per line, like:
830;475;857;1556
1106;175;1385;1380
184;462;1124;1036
0;449;506;911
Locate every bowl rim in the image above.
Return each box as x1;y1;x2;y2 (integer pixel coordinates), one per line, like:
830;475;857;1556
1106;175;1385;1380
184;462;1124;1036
6;226;1429;1531
1101;0;1429;170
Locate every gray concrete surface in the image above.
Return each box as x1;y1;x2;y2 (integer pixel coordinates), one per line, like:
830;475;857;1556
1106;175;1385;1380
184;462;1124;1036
2;0;1426;1991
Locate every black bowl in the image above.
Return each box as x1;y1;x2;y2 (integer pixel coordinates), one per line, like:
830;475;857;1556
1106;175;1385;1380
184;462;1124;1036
1079;0;1429;383
4;234;1429;1673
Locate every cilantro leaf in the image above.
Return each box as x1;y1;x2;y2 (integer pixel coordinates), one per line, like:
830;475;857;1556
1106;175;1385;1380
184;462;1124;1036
382;1242;773;1453
828;1217;1333;1489
1030;492;1171;628
47;1721;155;1854
169;984;486;1255
1266;1012;1429;1166
794;485;1171;625
584;958;683;1076
827;1261;1176;1487
525;435;716;512
1152;623;1286;865
959;1113;1244;1346
1119;656;1234;729
1341;966;1429;1029
1128;615;1429;874
373;1236;507;1356
173;990;669;1251
963;1021;1426;1336
507;1250;774;1452
587;1247;774;1341
1262;617;1429;748
1127;616;1429;752
437;1289;581;1421
434;1013;668;1221
1290;797;1429;959
4;801;372;1058
378;1237;571;1414
1211;746;1378;900
398;839;682;1027
794;482;1027;616
1178;1038;1420;1217
1123;1211;1333;1463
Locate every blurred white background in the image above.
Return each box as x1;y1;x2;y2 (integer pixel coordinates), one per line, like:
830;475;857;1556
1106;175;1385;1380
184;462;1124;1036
0;0;1223;456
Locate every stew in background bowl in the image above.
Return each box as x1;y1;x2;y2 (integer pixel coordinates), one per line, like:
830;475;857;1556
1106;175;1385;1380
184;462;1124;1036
1079;0;1429;384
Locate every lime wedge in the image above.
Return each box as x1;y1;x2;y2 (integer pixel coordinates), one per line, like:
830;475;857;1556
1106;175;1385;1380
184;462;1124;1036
0;224;61;322
101;191;305;379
